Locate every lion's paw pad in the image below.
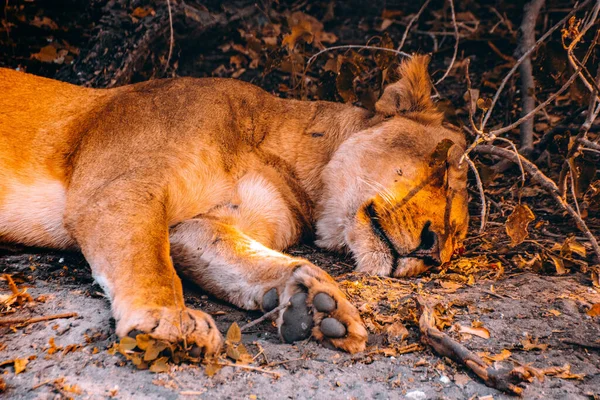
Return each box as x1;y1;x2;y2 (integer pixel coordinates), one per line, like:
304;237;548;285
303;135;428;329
262;288;279;312
281;292;313;343
320;317;346;338
313;292;336;312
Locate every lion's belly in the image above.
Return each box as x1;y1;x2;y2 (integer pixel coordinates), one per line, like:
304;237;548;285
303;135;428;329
0;178;75;249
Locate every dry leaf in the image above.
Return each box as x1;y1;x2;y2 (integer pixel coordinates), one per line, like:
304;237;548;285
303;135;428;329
226;322;241;343
119;336;137;353
455;324;490;339
542;364;584;380
144;342;167;362
439;280;463;293
549;255;567;275
521;335;548;351
548;309;562;317
479;349;511;363
149;357;169;373
135;334;153;350
506;204;535;246
30;16;58;30
587;303;600;317
476;97;492;111
282;20;313;50
131;7;154;19
205;361;222;377
386;322;409;342
13;358;28;374
31;45;58;63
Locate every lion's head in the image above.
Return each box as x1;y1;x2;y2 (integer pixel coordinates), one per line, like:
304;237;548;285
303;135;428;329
315;55;469;277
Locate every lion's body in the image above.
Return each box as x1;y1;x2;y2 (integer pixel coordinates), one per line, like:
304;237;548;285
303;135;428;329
0;57;468;354
0;71;353;250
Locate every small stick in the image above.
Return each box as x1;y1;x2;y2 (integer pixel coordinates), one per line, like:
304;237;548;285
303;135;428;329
219;361;282;377
464;155;487;233
474;145;600;262
3;274;19;295
306;45;410;71
0;312;78;326
398;0;433;51
579;138;600;151
164;0;174;74
480;0;592;132
239;302;290;332
561;339;600;350
435;0;459;85
265;357;305;367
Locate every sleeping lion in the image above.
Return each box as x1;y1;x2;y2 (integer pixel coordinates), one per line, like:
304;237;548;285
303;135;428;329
0;55;468;355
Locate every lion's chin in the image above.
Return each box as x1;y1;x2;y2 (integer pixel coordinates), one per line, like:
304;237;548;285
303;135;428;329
353;251;432;278
393;258;431;277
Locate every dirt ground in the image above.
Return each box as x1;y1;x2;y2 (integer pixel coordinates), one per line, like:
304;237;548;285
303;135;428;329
1;246;599;399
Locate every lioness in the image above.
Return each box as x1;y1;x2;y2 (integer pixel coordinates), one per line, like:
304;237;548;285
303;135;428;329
0;55;468;354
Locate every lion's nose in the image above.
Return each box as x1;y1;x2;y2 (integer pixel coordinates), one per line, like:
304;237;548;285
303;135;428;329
419;221;441;263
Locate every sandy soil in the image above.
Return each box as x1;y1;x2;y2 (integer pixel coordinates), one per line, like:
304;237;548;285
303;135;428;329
1;246;599;400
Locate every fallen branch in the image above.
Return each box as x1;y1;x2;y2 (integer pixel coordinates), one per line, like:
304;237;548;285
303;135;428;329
415;296;527;395
0;312;78;326
473;145;600;262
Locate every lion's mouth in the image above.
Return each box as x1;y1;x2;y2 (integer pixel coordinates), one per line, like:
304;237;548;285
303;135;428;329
365;202;440;275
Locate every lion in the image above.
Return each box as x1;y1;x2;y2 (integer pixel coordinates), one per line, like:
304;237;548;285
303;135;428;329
0;55;468;355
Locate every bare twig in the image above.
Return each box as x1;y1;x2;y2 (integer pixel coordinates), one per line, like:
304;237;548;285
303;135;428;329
473;145;600;262
434;0;459;85
565;1;600;95
164;0;174;74
398;0;433;51
306;45;410;69
558;62;600;196
579;138;600;151
464;155;487;233
219;361;282;377
486;64;583;137
516;0;546;151
0;312;78;326
480;0;592;132
239;302;290;332
558;101;600;195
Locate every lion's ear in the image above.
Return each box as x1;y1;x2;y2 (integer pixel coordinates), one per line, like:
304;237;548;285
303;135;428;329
375;55;439;121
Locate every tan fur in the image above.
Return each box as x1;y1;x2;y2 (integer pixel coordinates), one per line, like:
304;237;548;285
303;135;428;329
0;56;468;354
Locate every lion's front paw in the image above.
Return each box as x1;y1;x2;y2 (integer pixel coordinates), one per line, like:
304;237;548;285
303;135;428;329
269;265;367;354
115;306;223;356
